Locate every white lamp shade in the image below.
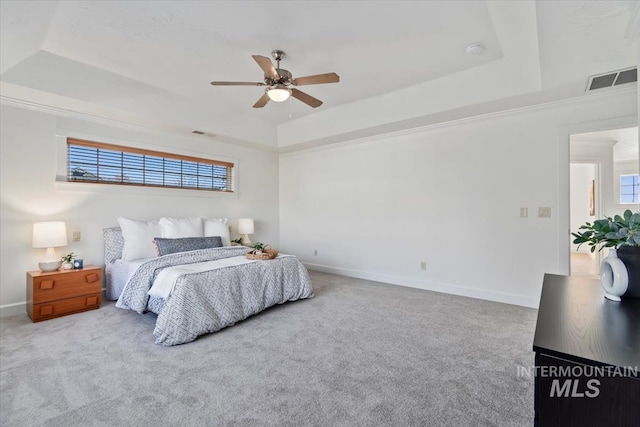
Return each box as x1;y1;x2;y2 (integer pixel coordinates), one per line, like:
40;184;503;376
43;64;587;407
238;218;254;235
267;87;291;102
32;221;68;248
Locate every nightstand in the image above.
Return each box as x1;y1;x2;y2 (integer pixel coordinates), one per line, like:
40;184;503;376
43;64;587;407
26;266;102;322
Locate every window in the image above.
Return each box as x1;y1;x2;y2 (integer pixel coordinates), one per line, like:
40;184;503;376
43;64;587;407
67;138;234;192
620;174;639;204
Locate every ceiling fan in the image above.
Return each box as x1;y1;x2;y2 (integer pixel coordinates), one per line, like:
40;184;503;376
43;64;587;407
210;50;339;109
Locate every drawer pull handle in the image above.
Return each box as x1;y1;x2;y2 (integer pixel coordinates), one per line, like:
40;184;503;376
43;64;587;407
40;305;53;316
86;296;98;306
40;280;54;290
85;273;99;283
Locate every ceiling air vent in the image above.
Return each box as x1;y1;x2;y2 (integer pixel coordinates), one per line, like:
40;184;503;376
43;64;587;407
586;67;637;91
191;130;217;138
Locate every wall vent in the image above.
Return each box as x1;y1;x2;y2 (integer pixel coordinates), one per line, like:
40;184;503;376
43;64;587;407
586;67;637;92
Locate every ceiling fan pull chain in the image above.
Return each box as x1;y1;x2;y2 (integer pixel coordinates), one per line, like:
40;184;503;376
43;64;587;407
289;97;292;118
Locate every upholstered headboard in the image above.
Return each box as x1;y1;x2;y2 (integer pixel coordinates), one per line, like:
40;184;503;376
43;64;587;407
103;227;124;264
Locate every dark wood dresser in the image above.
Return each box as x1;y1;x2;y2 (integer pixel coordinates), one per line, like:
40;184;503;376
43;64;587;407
533;274;640;426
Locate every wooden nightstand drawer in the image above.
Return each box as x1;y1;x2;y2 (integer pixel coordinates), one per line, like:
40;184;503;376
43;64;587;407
31;270;101;303
27;266;102;322
32;293;101;322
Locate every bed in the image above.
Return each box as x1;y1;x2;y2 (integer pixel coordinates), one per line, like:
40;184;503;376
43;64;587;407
103;226;314;346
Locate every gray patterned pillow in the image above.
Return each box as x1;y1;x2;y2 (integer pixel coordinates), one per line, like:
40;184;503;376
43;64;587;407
153;236;223;256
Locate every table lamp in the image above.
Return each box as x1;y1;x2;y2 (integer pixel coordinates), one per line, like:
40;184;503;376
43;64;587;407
238;218;254;246
32;221;68;271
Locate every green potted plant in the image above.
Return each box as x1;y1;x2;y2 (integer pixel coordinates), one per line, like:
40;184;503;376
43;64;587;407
572;209;640;252
572;209;640;299
60;252;76;270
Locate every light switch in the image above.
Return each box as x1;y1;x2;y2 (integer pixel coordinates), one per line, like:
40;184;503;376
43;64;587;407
538;207;551;218
520;207;528;218
72;231;81;241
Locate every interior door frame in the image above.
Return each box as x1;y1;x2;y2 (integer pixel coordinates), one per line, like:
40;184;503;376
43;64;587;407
557;115;638;276
568;161;602;273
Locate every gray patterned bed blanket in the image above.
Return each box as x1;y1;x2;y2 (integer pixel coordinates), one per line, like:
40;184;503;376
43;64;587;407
116;247;313;345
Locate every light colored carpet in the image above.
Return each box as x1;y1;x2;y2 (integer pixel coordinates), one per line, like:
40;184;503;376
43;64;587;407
0;271;537;426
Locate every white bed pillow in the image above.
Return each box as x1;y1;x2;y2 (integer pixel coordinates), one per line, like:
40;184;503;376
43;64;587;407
204;218;230;246
159;217;204;238
117;217;161;261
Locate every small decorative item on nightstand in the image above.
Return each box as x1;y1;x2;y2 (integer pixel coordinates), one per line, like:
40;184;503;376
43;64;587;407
73;258;83;269
61;252;76;270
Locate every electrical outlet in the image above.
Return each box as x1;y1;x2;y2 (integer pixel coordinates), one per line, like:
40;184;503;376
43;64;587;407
420;261;427;270
72;231;81;241
314;249;318;256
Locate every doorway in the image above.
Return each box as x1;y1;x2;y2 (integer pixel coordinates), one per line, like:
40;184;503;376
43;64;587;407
569;126;639;278
569;162;599;277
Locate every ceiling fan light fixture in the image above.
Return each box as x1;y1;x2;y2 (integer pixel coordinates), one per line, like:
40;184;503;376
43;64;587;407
211;50;338;109
267;85;291;102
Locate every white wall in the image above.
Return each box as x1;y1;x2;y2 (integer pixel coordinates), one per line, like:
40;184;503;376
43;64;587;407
569;163;596;253
2;91;636;315
0;104;279;313
280;90;637;308
570;139;617;218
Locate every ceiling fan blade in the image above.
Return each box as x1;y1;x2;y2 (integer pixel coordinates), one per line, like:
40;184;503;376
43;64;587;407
292;72;340;86
252;92;270;108
252;55;279;80
211;81;265;86
291;88;323;108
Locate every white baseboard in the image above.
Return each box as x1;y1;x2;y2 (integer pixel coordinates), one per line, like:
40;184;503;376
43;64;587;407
0;301;26;317
1;274;539;318
304;263;540;309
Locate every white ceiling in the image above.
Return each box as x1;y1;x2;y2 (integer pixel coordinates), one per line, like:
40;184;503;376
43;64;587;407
1;1;638;150
572;127;639;162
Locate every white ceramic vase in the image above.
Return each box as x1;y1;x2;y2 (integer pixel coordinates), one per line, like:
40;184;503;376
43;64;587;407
600;249;629;302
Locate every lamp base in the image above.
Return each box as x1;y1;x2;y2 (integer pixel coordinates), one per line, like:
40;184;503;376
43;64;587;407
241;234;252;246
39;261;62;272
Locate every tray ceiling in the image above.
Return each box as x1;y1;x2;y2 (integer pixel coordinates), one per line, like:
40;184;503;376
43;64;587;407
1;1;638;150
